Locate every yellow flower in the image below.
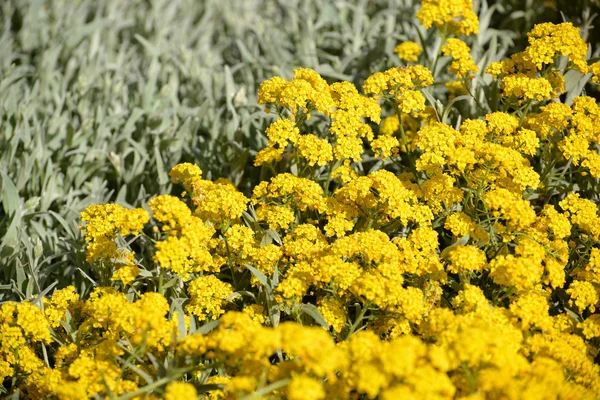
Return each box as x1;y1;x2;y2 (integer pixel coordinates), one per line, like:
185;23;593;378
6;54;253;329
580;315;600;339
363;66;433;96
396;90;426;114
242;304;266;324
394;41;423;62
509;290;553;331
566;281;599;312
452;284;489;313
484;188;536;229
297;134;333;166
489;253;543;292
380;115;400;136
523;22;588;72
253;173;326;213
287;374;325;400
265;118;300;148
190;180;249;224
150;195;217;279
149;194;192;231
258;76;287;104
43;287;80;328
442;38;478;79
421;174;464;214
111;265;140;286
415;122;458;174
444;212;476;237
80;204;149;263
371;135;399;160
254;146;284;166
417;0;479;35
590;61;600;83
317;297;347;334
501;73;553;102
186;275;234;321
560;193;600;240
445;245;486;274
169;163;203;193
334;134;364;162
165;382;198;400
485;61;504;77
256;204;295;231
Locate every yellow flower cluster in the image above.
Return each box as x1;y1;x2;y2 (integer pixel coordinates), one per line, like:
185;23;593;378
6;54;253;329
189;179;249;225
501;73;553;101
534;97;600;179
253;173;327;213
590;61;600;82
416;0;479;36
3;287;179;398
560;193;600;240
364;65;434;96
524;22;588;72
150;194;218;280
186;275;234;320
9;13;600;400
486;22;587;104
362;65;434;157
257;68;380;165
79;204;148;264
171;162;249;224
442;38;478;79
394;41;423;62
297;133;333;166
79;203;149;284
7;291;600;399
255;118;300;165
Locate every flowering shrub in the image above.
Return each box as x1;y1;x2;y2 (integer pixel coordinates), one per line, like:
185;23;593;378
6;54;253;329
3;1;600;399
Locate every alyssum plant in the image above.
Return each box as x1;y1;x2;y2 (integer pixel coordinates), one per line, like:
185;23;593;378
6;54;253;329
3;0;600;398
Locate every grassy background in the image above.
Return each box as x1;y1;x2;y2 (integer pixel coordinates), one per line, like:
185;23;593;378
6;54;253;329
0;0;597;301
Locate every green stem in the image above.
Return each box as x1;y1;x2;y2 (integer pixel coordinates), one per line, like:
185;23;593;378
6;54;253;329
518;100;532;128
365;217;374;231
461;362;479;394
158;267;164;294
387;96;418;179
398;112;416;173
346;302;371;339
431;30;448;79
495;287;514;306
464;77;487;113
222;233;238;289
323;160;340;197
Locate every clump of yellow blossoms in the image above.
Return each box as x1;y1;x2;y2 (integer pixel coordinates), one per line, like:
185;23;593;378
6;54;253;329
486;22;589;105
524;22;588;72
417;0;479;36
394;41;423;62
7;5;600;400
79;203;149;285
186;275;234;320
442;38;478;78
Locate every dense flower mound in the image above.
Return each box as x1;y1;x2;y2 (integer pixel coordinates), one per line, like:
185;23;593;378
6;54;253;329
3;1;600;399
